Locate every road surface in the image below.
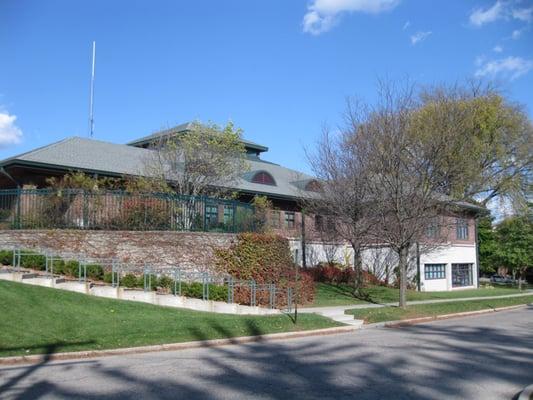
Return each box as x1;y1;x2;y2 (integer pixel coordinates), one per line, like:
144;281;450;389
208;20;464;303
1;306;532;399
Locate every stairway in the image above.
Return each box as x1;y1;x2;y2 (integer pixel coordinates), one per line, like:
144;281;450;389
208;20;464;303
316;309;364;327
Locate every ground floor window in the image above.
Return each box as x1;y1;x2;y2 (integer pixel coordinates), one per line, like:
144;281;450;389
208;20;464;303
205;205;218;227
452;263;473;287
424;264;446;280
223;205;234;225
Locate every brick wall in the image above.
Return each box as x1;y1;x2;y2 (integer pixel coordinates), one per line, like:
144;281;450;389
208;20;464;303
0;230;237;273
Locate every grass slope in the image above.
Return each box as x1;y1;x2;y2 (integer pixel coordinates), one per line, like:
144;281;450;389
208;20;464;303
0;280;339;357
312;283;526;307
345;295;533;324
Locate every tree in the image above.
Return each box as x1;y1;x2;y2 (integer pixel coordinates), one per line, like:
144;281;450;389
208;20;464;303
412;82;533;213
495;216;532;290
305;122;377;295
143;121;249;198
477;216;499;276
360;84;455;308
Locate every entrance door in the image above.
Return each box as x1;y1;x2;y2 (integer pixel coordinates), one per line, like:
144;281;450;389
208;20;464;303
452;263;473;287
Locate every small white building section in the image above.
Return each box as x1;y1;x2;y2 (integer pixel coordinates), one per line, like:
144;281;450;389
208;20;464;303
290;239;479;293
419;244;478;292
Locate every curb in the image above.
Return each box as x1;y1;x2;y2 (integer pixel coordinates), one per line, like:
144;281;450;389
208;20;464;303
0;325;360;366
518;384;533;400
362;303;530;329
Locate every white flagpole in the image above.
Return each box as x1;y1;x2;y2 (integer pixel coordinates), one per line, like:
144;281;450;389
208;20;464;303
89;41;96;137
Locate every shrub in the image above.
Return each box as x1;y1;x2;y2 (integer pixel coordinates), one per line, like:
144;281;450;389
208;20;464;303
49;259;65;275
86;264;104;280
63;260;80;278
157;275;174;292
308;263;385;287
208;283;228;301
121;273;138;288
182;282;203;298
103;272;113;284
0;250;13;265
20;251;46;270
215;233;315;306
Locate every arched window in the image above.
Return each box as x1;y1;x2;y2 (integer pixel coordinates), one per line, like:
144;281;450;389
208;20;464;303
305;180;322;192
251;171;276;186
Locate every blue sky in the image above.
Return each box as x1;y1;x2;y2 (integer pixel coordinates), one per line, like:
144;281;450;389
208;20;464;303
1;0;532;174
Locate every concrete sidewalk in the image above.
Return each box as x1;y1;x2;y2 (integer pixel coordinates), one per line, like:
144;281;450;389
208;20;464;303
300;290;533;315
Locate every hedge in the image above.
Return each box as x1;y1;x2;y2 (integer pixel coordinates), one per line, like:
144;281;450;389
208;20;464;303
214;233;315;306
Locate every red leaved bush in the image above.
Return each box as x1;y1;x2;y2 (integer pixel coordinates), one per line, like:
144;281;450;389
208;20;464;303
308;263;384;286
214;233;314;306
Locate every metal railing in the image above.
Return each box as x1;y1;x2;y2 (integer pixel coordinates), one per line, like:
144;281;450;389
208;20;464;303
0;188;255;232
2;248;294;310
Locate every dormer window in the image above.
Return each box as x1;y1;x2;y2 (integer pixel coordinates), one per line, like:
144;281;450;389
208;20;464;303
305;180;322;192
251;171;276;186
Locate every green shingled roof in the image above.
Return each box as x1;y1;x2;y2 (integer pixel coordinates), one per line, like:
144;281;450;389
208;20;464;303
127;122;269;153
0;136;313;199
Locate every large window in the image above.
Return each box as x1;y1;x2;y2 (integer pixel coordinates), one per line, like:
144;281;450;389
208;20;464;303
452;263;473;287
426;218;440;239
424;264;446;280
223;205;234;225
285;211;295;229
205;205;218;227
456;218;469;240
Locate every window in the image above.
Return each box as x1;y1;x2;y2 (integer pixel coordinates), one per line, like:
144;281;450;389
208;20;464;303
205;205;218;227
426;218;440;238
456;218;469;240
251;171;276;186
424;264;446;280
285;211;295;229
269;210;281;229
305;180;322;192
452;263;473;287
223;205;234;225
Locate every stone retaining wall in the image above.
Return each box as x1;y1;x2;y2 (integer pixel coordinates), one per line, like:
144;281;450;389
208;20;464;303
0;230;237;272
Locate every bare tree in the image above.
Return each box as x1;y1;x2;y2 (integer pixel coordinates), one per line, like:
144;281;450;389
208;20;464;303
358;83;459;307
306;112;377;294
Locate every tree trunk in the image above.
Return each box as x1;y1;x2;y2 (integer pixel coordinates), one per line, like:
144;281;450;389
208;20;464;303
398;247;408;308
353;248;362;296
518;268;524;291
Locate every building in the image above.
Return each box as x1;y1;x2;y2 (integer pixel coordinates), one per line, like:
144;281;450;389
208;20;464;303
0;123;484;291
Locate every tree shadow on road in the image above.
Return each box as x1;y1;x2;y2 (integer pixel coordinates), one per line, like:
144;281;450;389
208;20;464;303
1;307;532;399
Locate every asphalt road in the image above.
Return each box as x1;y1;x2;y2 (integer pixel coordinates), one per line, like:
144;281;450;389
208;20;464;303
1;306;532;400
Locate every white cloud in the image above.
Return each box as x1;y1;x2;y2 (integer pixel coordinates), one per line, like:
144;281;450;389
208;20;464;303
303;0;400;35
410;31;432;45
475;56;533;80
470;1;505;26
493;45;503;52
469;1;533;27
403;20;410;30
512;6;533;22
0;112;23;147
511;28;523;39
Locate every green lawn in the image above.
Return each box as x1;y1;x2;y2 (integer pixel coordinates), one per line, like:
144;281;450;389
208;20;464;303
345;295;533;324
311;282;526;307
0;280;339;357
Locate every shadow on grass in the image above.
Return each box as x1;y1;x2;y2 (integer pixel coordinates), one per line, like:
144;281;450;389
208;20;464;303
1;308;532;399
319;283;394;306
